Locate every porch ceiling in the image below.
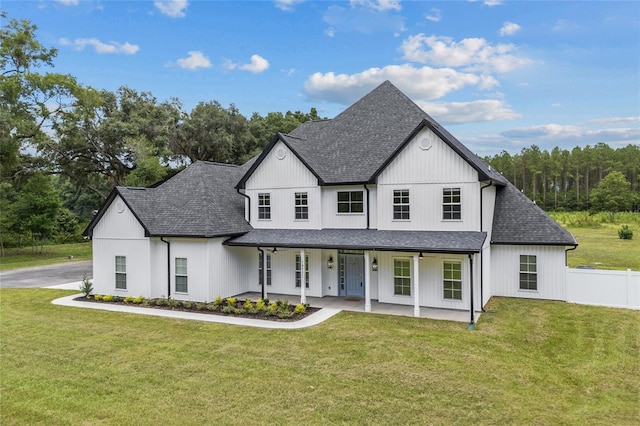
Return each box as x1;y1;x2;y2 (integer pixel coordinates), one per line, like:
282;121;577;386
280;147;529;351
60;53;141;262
224;228;487;254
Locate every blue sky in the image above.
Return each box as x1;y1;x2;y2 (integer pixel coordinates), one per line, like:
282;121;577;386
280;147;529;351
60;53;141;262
4;0;639;155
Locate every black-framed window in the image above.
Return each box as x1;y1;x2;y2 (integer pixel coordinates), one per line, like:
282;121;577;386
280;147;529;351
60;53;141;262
393;189;410;220
115;256;126;290
519;255;537;290
175;258;188;293
295;254;309;288
443;261;462;300
258;193;271;220
443;187;461;220
393;258;411;296
337;191;363;213
258;252;272;286
295;192;308;220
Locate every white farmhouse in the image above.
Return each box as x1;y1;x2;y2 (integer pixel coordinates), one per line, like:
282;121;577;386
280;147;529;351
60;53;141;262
84;81;577;322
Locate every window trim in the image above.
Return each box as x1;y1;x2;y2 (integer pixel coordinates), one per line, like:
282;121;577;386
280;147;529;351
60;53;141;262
519;255;538;291
442;187;462;221
337;191;364;214
175;257;188;293
295;192;309;221
393;189;410;221
393;258;411;297
258;193;271;220
115;255;127;290
443;260;463;301
295;254;310;288
258;251;272;286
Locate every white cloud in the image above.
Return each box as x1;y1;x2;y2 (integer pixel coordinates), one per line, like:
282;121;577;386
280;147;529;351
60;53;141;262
56;0;79;5
501;124;640;145
274;0;304;11
176;51;212;70
350;0;401;12
417;100;520;124
425;8;441;23
324;4;405;35
224;55;270;73
59;37;139;55
325;27;336;37
304;64;498;104
154;0;188;18
483;0;502;6
588;116;640;125
400;34;532;73
500;22;521;36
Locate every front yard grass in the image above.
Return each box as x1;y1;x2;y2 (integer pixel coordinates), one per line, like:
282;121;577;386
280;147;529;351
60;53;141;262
0;242;92;271
1;289;638;425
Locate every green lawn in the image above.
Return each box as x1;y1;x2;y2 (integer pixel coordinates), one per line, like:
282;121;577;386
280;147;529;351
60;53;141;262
0;242;92;271
1;289;638;425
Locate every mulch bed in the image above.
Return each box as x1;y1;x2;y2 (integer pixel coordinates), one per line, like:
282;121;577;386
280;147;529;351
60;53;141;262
74;296;320;322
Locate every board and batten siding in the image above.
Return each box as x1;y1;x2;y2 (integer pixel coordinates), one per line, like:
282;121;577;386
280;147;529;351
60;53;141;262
92;195;145;239
490;245;567;301
208;244;255;300
166;239;210;302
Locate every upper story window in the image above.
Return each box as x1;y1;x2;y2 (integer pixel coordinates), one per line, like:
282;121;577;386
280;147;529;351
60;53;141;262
258;193;271;220
519;255;537;291
443;187;461;220
393;189;410;220
337;191;363;214
443;261;462;300
175;258;188;293
115;256;127;290
295;192;308;220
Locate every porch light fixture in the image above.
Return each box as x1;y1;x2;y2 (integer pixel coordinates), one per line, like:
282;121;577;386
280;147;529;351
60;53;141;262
371;257;378;271
419;252;424;259
272;247;277;254
327;256;334;269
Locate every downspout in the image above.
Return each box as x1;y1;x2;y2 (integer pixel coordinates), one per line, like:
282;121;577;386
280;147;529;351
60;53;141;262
479;181;493;312
565;245;577;265
160;237;171;299
468;253;475;328
257;247;265;300
237;188;251;223
364;184;370;229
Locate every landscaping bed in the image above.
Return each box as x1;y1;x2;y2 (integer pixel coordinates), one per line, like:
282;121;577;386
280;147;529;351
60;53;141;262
74;294;319;322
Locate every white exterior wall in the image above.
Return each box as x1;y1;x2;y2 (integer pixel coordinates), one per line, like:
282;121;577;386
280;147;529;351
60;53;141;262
149;239;168;299
208;244;254;300
377;128;480;231
491;245;567;301
262;248;324;298
322;249;339;296
321;185;369;229
166;239;210;302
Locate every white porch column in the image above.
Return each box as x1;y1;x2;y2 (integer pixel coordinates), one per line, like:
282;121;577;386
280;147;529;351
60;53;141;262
364;251;371;312
262;250;268;300
413;254;420;317
300;249;306;305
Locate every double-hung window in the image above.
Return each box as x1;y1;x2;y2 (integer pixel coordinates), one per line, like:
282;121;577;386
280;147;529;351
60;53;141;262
337;191;364;213
258;193;271;220
393;189;410;220
295;192;308;220
393;258;411;296
175;258;188;293
115;256;127;290
295;254;309;288
258;252;272;286
443;187;461;220
519;255;537;290
443;261;462;300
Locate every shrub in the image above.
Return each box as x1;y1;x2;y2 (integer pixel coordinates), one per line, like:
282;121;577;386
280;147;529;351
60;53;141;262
212;296;223;306
168;299;180;308
183;301;193;310
618;225;633;240
102;294;113;302
256;299;266;311
206;303;219;312
79;275;93;298
155;298;168;306
93;294;103;301
133;296;145;304
226;297;237;306
124;295;136;304
195;303;207;311
222;304;238;314
294;304;306;314
265;302;278;316
112;296;122;302
243;299;253;309
278;309;294;319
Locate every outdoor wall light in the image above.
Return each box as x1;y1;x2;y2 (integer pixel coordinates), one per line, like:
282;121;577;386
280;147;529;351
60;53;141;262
327;256;334;269
372;257;378;271
419;252;424;259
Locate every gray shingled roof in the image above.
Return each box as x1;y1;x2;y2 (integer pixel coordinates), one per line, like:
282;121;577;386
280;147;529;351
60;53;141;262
491;183;577;245
239;81;506;187
225;229;487;253
85;161;252;238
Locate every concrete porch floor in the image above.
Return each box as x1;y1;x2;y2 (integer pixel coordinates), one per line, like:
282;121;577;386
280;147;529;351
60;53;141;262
236;292;479;323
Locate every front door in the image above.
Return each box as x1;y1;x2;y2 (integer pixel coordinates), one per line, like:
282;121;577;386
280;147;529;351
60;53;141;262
345;254;364;298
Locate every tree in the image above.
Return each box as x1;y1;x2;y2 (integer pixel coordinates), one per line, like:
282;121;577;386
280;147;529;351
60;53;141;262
590;171;636;220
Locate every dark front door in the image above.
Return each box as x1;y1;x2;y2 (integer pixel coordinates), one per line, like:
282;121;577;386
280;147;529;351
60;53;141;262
345;254;364;298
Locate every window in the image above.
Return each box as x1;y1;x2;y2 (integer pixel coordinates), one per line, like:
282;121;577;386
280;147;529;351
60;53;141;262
258;252;272;286
393;189;410;220
115;256;127;290
443;187;461;220
519;255;537;290
295;254;309;288
337;191;364;213
175;258;188;293
258;193;271;220
443;261;462;300
393;258;411;296
295;192;308;220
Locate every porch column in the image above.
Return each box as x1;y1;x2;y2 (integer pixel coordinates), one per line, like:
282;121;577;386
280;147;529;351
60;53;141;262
413;254;420;317
300;248;306;305
364;251;371;312
262;249;268;300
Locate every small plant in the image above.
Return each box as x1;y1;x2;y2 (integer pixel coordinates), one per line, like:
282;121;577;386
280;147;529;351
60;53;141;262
618;224;633;240
168;299;180;308
226;297;237;306
155;298;168;307
212;295;223;306
256;298;266;311
243;299;253;309
265;302;278;316
93;294;103;301
195;303;207;311
183;301;193;310
124;295;136;304
294;304;306;314
133;296;145;304
102;294;113;302
79;275;93;298
112;296;122;302
278;309;294;319
222;304;238;314
206;303;219;312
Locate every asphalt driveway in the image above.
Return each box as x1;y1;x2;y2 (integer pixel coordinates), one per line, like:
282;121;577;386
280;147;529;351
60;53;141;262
0;261;92;288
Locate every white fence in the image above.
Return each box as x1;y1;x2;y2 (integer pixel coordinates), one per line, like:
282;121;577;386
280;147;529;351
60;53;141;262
566;268;640;310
